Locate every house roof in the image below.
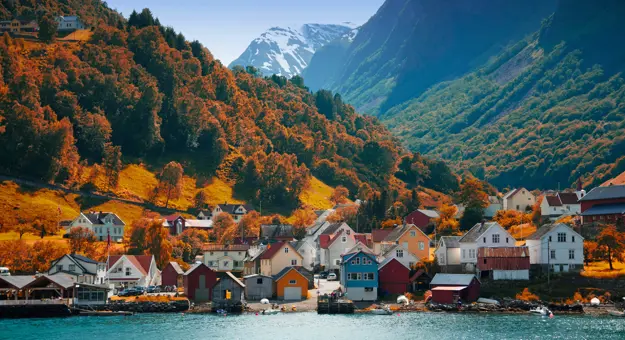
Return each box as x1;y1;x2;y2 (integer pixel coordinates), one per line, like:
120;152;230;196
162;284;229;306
259;242;300;260
82;212;125;226
184;263;212;276
233;237;259;245
217;203;254;214
580;185;625;202
545;195;562;207
185;219;213;228
243;274;272;280
163;214;184;223
488;196;501;204
344;241;375;256
430;274;478;286
320;223;344;235
108;255;153;274
378;257;409;270
354;234;370;247
502;188;520;200
326;230;350;249
70;254;100;264
0;275;36;289
526;223;583;241
167;261;184;275
409;269;430;282
372;229;393;243
342;248;378;263
260;224;294;239
580;203;625;216
198;210;211;216
477;247;529;258
380;244;414;259
272;266;308;282
318;235;331;249
558;192;579;205
431;286;467;291
59;220;73;227
28;274;76;289
440;236;461;248
202;244;250;252
458;222;501;243
224;271;245;287
384;224;429;242
417;209;440;219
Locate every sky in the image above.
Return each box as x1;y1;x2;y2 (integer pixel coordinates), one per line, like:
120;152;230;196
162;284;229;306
105;0;385;64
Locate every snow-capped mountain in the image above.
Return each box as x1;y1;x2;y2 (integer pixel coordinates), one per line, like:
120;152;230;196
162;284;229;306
229;23;358;78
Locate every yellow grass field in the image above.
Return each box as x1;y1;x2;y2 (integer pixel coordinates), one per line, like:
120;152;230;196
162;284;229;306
582;260;625;279
57;29;93;41
299;177;335;210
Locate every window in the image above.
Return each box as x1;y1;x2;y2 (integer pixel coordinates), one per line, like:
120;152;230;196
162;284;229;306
348;273;358;280
356;273;362;280
223;261;229;267
365;273;374;280
506;237;509;244
57;265;63;271
238;252;242;255
516;205;520;210
291;259;297;265
462;249;466;258
346;230;351;235
224;251;228;256
125;267;131;276
396;249;404;258
492;234;500;243
418;241;425;250
483;259;487;264
289;280;296;285
550;250;556;260
557;233;566;243
69;264;76;272
210;252;214;256
549;236;552;242
572;236;576;243
483;237;486;243
284;247;289;253
410;231;416;237
354;257;360;265
257;278;263;284
342;236;347;243
207;261;214;267
569;249;575;260
334;259;341;265
365;287;373;292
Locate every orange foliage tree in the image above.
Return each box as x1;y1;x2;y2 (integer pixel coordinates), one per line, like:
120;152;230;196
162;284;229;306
0;240;68;274
595;225;625;270
69;226;98;257
291;209;317;238
175;228;209;262
327;205;358;223
212;213;236;244
330;186;349;205
516;288;540;301
435;204;460;236
127;217;172;268
157;161;184;208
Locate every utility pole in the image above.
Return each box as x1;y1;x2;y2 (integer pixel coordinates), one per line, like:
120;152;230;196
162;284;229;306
547;239;550;287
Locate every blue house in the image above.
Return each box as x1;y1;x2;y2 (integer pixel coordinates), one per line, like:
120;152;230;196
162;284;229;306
339;249;379;301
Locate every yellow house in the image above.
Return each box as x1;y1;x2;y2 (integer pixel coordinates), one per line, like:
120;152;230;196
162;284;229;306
381;224;431;261
259;242;303;276
0;19;38;33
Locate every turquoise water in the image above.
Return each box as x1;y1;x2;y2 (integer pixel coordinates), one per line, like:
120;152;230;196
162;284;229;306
1;312;624;340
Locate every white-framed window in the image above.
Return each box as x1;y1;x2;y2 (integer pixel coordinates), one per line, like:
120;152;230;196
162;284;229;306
57;265;63;271
572;236;576;243
125;267;131;276
348;273;358;280
355;257;360;265
569;249;575;260
396;249;404;258
492;234;500;243
418;241;424;250
550;250;556;260
342;236;347;243
289;280;296;285
224;251;228;256
365;273;374;280
291;259;297;265
356;273;362;280
410;230;416;237
223;261;229;267
462;249;466;258
334;259;341;265
284;247;289;253
69;264;76;272
557;233;566;242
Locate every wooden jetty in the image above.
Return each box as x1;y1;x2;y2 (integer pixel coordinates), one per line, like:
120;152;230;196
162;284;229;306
317;295;355;314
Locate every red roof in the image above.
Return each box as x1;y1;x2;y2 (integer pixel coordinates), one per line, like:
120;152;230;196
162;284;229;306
545;195;562;207
108;255;154;273
319;235;331;249
326;230;347;248
372;229;393;243
354;234;369;247
259;242;293;260
558;192;579;205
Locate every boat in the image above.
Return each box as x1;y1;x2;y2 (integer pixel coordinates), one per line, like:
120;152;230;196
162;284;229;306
529;306;553;317
261;309;280;315
608;310;625;317
370;307;393;315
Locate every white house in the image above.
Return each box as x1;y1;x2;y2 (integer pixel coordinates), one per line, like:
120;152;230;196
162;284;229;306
197;210;211;220
67;212;125;242
106;255;160;289
202;244;249;273
325;230;359;272
317;223;355;269
211;203;254;223
379;244;419;269
55;16;86;32
292;239;316;271
540;192;582;220
48;254;106;285
503;188;536;212
458;222;516;272
435;236;462;268
525;223;584;273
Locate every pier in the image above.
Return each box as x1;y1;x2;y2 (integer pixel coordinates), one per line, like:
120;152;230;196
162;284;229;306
317;295;355;314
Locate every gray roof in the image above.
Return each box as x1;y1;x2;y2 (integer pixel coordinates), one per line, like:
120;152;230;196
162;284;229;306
384;224;412;242
430;274;477;286
440;236;461;248
217;204;254;214
418;209;440;218
70;254;100;264
224;271;245;287
526;223;580;240
320;223;344;235
0;275;36;289
579;185;625;202
581;203;625;216
243;274;272;280
83;212;125;226
167;261;184;275
459;222;501;243
41;274;76;289
260;224;294;239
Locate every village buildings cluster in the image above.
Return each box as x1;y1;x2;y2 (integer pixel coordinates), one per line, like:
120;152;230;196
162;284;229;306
0;15;86;34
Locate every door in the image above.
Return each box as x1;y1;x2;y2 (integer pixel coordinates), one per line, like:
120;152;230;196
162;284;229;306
194;274;210;302
283;287;301;301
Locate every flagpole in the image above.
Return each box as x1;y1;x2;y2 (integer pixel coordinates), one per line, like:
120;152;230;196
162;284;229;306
106;230;111;286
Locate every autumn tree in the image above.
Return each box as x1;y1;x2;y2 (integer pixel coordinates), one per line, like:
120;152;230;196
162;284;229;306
127;217;172;268
69;227;97;255
30;240;69;273
32;215;59;239
291;208;317;238
102;143;122;192
194;190;208;209
38;13;58;42
596;225;625;270
458;176;489;230
175;228;209;262
158;161;184;208
435;204;460;236
493;210;531;229
212;213;236;244
12;215;35;240
237;211;262;240
330;186;349;205
357;183;374;201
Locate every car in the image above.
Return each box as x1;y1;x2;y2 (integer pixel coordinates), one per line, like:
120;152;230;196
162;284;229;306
147;286;161;293
318;271;329;279
327;273;337;281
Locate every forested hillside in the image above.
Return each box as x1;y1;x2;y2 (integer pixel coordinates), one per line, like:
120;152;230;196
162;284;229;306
0;2;460;217
382;0;625;190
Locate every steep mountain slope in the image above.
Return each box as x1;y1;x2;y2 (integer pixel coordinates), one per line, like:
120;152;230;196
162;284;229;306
229;23;356;78
382;0;625;190
303;0;556;115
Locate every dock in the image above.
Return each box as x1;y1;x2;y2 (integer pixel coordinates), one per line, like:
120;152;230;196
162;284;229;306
317;295;355;314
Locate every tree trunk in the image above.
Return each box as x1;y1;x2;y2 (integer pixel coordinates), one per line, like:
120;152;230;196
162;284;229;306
165;185;172;209
608;247;613;270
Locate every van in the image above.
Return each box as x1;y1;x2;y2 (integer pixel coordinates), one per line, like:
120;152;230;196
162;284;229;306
0;267;10;276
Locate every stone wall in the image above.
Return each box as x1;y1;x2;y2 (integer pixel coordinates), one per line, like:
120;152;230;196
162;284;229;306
76;300;190;313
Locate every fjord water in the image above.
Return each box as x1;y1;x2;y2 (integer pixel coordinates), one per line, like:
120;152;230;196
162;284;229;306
1;313;624;340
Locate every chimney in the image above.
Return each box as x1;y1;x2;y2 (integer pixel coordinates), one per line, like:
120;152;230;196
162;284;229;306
481;220;486;228
577;177;583;191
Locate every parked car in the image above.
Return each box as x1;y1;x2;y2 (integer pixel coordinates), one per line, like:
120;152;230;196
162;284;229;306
147;286;161;293
327;273;337;281
318;271;329;279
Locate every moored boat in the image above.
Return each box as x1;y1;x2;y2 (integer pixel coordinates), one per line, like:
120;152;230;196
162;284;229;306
529;306;553;317
261;309;280;315
608;310;625;317
370;306;393;315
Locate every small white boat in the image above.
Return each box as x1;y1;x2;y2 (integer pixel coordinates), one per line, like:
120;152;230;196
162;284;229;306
261;309;280;315
260;298;270;304
608;310;625;317
370;307;393;315
529;306;553;317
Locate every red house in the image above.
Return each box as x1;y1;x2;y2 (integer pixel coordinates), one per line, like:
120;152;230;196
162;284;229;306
183;263;217;303
430;274;480;304
378;258;410;296
404;209;439;233
580;185;625;226
162;261;184;287
477;247;530;280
